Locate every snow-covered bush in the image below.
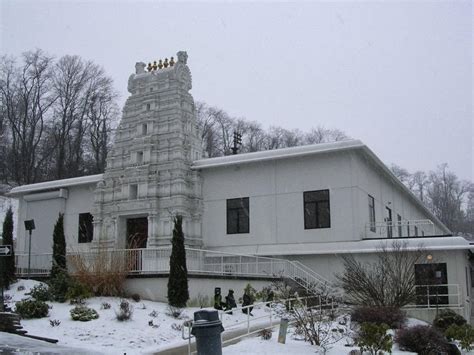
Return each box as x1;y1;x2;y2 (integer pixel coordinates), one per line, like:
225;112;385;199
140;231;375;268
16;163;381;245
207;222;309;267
115;299;133;321
70;305;99;321
66;279;92;303
101;302;111;309
148;310;158;317
166;305;183;319
433;309;466;332
131;293;141;302
259;328;272;340
28;284;51;302
445;324;474;352
350;306;405;329
396;325;448;354
355;322;392;355
49;319;61;327
15;299;49;319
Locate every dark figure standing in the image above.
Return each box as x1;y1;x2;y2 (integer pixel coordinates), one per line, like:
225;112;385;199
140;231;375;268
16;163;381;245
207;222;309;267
225;289;236;314
242;290;254;316
214;287;226;310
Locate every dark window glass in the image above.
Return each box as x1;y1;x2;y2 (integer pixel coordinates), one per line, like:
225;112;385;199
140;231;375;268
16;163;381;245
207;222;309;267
368;195;376;232
397;214;402;237
415;226;419;237
227;198;249;234
407;221;410;237
304;190;330;229
78;213;94;243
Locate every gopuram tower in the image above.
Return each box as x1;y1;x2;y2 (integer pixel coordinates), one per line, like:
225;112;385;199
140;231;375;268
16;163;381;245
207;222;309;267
92;51;203;249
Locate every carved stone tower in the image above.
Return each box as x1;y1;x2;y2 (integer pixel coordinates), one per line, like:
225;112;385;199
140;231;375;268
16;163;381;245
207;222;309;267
92;51;203;249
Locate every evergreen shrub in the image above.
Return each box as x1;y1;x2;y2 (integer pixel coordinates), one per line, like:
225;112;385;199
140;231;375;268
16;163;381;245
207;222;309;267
15;299;49;319
70;305;99;321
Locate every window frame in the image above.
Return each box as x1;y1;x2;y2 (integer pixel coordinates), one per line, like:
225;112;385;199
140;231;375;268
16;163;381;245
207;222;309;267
303;189;331;230
226;197;250;234
78;212;94;243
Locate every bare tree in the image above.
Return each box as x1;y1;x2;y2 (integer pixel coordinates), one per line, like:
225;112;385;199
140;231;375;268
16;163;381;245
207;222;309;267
336;241;427;307
0;50;56;184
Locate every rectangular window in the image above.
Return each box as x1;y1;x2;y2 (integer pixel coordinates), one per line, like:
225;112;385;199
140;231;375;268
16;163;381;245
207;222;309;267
146;103;150;110
137;151;143;164
304;190;330;229
226;197;249;234
368;195;376;232
141;123;148;135
415;263;448;305
397;214;402;237
78;213;93;243
414;226;419;237
407;221;410;237
129;184;138;199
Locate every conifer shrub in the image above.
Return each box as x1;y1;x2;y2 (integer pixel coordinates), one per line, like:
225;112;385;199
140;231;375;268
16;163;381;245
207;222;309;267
167;215;189;308
29;284;51;302
51;213;67;279
1;207;15;288
49;269;71;302
131;293;141;302
15;299;49;319
66;279;92;302
351;306;406;329
70;305;99;321
433;309;467;332
396;325;449;354
355;322;393;355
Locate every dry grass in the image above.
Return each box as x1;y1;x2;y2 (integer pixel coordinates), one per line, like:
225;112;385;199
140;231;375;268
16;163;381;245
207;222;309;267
68;243;131;297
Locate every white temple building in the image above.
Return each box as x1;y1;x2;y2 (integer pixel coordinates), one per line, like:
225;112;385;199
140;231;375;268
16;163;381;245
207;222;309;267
8;51;473;323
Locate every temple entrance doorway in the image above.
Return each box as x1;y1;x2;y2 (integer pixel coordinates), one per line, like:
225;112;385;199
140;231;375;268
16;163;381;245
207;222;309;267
126;217;148;272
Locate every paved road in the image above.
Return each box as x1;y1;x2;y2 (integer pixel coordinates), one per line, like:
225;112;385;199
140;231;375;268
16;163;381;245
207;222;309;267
0;332;102;354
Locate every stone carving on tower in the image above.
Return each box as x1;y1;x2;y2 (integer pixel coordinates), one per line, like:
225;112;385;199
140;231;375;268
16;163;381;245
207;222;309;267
92;51;203;249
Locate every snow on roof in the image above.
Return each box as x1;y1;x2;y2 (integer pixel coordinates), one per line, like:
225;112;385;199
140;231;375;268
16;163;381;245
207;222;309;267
192;139;364;169
215;236;470;256
8;174;103;197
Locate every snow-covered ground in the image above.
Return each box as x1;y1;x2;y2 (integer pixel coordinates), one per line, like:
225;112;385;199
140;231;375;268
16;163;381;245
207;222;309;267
0;279;443;355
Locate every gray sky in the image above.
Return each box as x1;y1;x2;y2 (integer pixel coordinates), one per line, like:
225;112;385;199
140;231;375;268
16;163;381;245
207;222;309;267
1;0;472;180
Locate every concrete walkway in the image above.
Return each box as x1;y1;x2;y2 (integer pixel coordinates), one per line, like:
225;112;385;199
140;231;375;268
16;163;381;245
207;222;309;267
151;319;280;355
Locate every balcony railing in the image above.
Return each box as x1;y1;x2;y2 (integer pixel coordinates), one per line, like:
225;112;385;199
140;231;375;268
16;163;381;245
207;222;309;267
405;284;461;309
15;247;338;296
364;219;436;239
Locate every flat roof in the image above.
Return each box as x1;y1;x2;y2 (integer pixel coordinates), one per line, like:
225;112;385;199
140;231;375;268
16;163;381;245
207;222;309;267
8;174;103;197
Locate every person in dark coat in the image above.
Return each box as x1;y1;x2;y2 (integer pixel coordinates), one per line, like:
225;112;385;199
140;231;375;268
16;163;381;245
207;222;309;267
242;289;254;316
225;289;237;314
214;287;225;310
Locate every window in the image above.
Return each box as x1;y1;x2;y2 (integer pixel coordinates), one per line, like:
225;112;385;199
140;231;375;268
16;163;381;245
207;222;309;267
304;190;330;229
397;214;402;237
422;230;425;237
78;213;93;243
414;226;418;237
141;123;148;135
137;151;143;164
407;221;410;237
415;263;448;305
227;198;249;234
129;184;138;199
385;207;392;238
368;195;376;232
146;103;150;110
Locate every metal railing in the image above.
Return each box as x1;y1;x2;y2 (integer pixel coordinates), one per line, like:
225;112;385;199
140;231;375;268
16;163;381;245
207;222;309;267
404;284;461;309
364;219;436;239
14;247;337;295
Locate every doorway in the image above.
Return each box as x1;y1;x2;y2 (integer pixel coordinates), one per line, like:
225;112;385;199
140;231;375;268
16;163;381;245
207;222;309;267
126;217;148;272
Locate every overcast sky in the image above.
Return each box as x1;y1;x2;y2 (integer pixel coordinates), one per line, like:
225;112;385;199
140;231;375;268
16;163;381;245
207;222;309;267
1;0;472;180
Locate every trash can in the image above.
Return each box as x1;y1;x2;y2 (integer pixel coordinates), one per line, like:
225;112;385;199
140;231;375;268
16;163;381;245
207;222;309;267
191;309;225;355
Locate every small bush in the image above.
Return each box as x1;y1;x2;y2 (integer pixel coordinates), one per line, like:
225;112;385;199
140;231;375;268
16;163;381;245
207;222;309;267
29;284;51;302
116;299;133;321
49;269;71;302
17;285;25;292
101;302;111;310
171;323;183;331
351;306;405;329
131;293;141;302
166;305;183;319
259;328;272;340
149;310;158;317
70;305;99;321
49;319;61;327
433;309;467;333
445;324;474;351
15;299;49;319
396;325;448;354
66;279;92;302
355;322;392;355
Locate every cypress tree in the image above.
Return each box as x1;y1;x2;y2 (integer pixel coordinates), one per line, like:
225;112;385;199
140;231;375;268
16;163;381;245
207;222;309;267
167;215;189;307
51;213;67;278
1;207;15;288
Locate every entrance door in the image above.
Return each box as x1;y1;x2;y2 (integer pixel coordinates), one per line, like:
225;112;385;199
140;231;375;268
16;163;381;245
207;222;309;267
126;217;148;272
385;207;392;238
415;263;448;306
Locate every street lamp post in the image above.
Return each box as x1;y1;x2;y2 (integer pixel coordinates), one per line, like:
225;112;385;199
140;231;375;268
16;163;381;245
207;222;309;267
24;220;35;279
